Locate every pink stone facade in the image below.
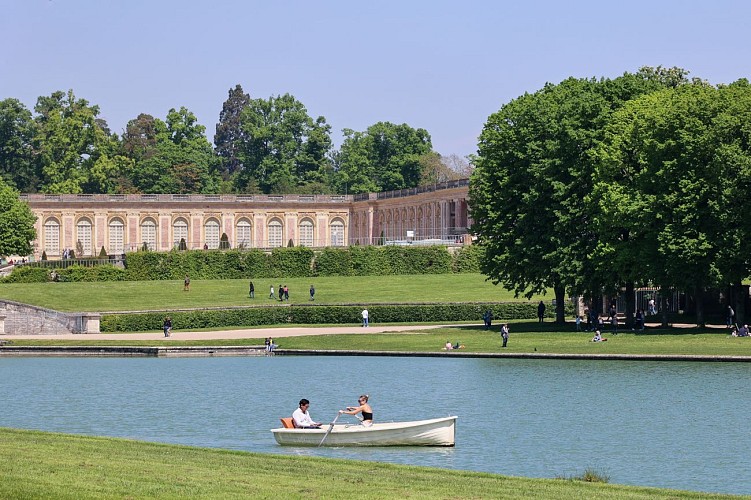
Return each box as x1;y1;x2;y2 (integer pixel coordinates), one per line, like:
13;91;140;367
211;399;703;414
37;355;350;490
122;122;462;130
23;180;470;259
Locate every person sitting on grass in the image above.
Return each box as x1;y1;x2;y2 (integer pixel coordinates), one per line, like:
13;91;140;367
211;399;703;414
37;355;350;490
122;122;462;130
592;330;607;342
453;342;465;349
444;341;453;350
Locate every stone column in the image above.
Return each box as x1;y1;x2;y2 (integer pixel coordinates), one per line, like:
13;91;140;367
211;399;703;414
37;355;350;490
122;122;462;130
0;314;6;335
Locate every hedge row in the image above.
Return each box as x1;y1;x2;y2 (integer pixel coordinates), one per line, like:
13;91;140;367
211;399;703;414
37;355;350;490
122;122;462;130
100;301;555;332
3;245;486;283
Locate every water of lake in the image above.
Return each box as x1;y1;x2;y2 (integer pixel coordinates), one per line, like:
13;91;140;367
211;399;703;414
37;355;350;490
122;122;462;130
1;355;749;495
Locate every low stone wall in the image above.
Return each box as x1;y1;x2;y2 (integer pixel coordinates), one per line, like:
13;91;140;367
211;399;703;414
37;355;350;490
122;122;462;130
0;300;100;335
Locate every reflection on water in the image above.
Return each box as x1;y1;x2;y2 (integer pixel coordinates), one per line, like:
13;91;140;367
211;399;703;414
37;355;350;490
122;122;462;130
1;356;749;495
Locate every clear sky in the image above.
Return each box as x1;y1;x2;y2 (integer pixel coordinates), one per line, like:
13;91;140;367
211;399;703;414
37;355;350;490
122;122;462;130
1;0;749;158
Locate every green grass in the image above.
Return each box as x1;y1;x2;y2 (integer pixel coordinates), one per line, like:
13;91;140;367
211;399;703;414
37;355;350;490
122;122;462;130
0;274;544;312
0;428;738;499
10;322;751;357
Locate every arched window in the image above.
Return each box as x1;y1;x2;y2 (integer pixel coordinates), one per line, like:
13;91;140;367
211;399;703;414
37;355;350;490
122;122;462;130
236;219;252;248
268;219;283;248
108;218;124;254
76;218;92;256
44;218;60;256
205;219;220;249
330;219;345;247
141;218;157;251
299;219;314;247
173;218;188;248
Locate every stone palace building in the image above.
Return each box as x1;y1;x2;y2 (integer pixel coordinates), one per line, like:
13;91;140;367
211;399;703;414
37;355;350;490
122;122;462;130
22;179;471;260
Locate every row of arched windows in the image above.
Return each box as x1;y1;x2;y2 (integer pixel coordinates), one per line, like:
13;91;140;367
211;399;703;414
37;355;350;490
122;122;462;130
41;216;345;255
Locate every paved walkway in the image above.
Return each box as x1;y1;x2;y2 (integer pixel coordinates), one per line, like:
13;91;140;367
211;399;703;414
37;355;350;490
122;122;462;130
2;324;455;341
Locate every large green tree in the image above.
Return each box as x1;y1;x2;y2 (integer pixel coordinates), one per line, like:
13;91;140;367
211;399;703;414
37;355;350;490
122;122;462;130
470;69;682;323
596;80;751;326
0;99;38;192
235;94;332;194
123;108;219;194
0;179;36;257
33;90;118;194
214;84;250;181
335;122;432;194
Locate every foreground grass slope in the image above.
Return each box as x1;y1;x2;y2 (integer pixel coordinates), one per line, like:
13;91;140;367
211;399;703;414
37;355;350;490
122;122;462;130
0;274;544;312
0;428;737;499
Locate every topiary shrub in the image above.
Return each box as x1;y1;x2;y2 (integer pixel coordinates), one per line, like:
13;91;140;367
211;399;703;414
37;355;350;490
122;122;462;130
41;251;48;261
98;246;108;259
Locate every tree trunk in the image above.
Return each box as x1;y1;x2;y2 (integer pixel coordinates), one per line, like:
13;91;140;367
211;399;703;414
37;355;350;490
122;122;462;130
694;286;705;327
624;281;635;328
555;284;566;324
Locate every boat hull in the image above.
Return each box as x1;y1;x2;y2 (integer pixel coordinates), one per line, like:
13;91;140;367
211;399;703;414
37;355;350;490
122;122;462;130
271;416;456;447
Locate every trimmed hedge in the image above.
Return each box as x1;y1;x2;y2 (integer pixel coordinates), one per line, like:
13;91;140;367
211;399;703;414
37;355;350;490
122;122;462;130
99;301;560;332
57;265;127;282
6;245;487;283
1;266;50;283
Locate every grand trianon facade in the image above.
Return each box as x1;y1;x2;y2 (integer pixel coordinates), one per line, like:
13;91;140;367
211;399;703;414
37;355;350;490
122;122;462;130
22;179;471;260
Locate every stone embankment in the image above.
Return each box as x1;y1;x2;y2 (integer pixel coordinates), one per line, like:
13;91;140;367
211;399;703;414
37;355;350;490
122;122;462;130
0;300;100;335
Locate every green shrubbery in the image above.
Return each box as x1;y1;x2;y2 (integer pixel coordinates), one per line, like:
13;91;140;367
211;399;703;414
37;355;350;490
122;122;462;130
100;301;549;332
6;245;485;283
1;266;50;283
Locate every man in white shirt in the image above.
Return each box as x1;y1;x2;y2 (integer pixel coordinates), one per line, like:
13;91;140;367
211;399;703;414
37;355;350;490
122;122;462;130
362;309;369;327
292;398;321;428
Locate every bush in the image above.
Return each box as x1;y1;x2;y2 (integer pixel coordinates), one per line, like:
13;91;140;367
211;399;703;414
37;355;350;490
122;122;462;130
57;265;127;282
2;266;51;283
100;302;545;332
453;244;484;273
23;246;482;282
314;248;352;276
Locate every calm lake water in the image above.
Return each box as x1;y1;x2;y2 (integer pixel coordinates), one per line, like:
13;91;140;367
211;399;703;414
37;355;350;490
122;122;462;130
1;355;750;495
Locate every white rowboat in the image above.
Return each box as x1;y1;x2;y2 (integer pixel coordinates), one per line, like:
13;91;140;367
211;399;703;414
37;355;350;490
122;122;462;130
271;416;457;447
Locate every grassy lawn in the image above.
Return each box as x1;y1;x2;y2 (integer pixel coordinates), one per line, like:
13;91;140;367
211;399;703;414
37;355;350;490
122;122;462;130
9;322;751;357
0;274;545;312
0;428;737;499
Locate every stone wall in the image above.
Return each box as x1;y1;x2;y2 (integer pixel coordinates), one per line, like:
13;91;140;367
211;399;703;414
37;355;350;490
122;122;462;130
0;300;100;335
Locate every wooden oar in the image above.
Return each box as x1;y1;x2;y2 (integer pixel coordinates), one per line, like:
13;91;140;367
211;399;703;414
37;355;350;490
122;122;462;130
318;412;342;447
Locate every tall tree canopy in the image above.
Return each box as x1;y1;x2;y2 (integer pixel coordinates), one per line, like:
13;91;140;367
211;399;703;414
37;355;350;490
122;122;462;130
335;122;432;194
595;80;751;325
33;90;119;194
121;107;219;194
0;179;36;257
214;84;250;180
0;98;37;192
470;69;685;322
235;93;332;194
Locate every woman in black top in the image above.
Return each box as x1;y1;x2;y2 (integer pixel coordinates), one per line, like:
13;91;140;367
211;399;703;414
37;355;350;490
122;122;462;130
339;394;373;426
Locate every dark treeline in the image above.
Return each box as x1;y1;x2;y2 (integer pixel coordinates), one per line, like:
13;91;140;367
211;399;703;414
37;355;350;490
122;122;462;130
470;66;751;327
0;86;472;196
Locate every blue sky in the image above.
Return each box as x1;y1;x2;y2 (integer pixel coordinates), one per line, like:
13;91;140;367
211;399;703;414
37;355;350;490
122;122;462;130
1;0;749;158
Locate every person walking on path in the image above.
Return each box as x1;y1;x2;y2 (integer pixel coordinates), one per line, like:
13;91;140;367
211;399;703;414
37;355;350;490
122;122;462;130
249;281;255;299
309;285;315;301
284;285;289;301
269;285;275;299
183;275;190;292
163;317;172;337
501;323;509;348
279;284;284;302
727;305;735;328
361;309;369;327
483;310;493;330
537;301;546;323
